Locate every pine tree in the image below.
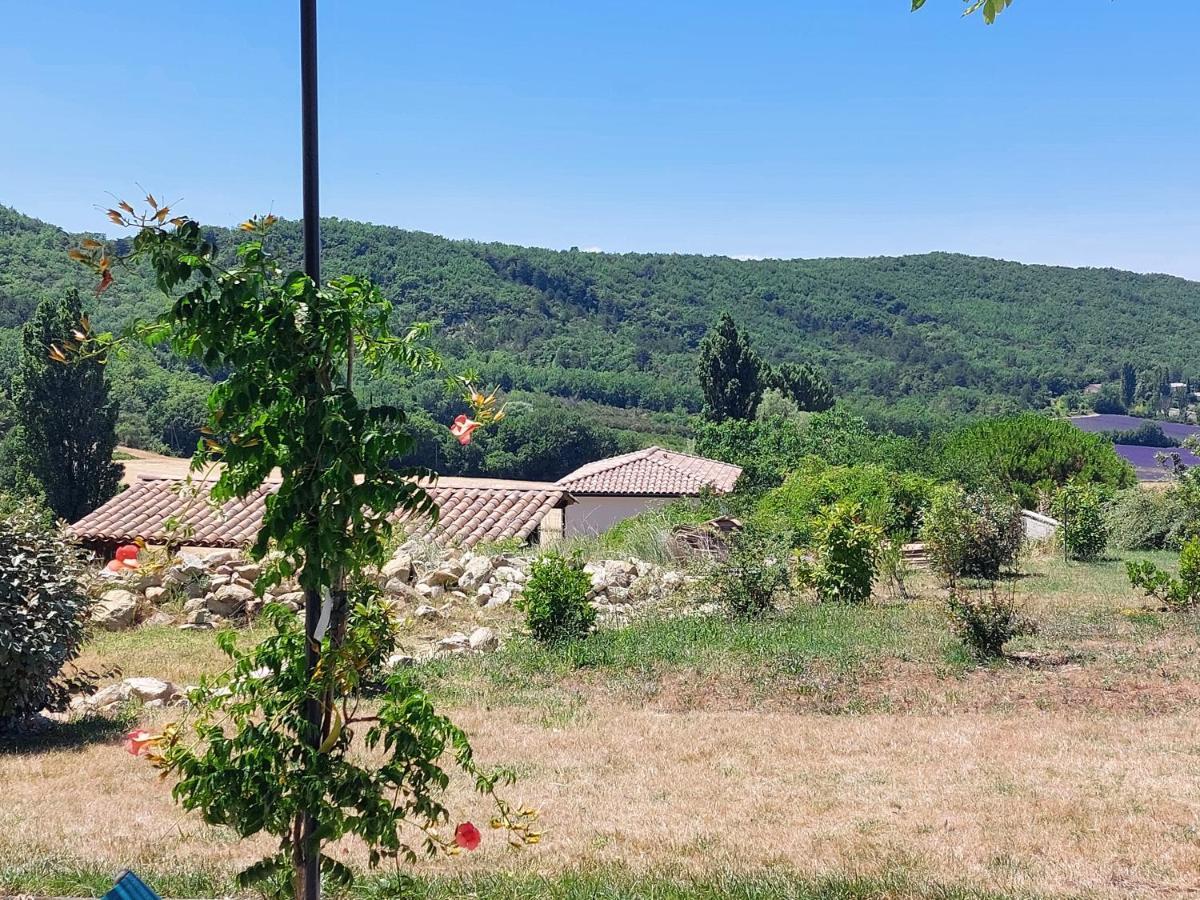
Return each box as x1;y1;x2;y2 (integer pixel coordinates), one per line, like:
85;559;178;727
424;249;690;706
696;313;765;422
12;290;122;521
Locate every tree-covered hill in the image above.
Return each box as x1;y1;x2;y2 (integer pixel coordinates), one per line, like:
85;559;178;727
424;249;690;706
3;203;1199;435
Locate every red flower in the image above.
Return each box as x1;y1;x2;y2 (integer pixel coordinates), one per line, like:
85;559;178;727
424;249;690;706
124;729;154;756
449;414;482;446
453;821;481;851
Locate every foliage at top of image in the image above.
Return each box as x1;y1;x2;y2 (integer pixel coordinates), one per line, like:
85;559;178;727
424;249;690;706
0;502;97;725
912;0;1013;24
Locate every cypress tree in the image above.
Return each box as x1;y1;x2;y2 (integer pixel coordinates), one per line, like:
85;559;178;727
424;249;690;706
1120;362;1136;408
12;289;122;521
697;313;765;422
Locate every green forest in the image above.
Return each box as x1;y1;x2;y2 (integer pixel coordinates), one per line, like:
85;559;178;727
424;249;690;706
3;202;1199;469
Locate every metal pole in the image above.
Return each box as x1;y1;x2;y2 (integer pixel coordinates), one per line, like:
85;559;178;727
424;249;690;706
299;2;321;900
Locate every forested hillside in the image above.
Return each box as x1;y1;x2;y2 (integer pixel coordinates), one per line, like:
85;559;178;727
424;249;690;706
3;203;1199;445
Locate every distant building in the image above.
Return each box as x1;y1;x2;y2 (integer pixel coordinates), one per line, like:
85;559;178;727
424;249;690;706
556;447;742;537
1082;383;1103;395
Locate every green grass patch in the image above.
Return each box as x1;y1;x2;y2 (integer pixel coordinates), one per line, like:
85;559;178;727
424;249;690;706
421;600;966;710
78;623;272;687
0;859;1059;900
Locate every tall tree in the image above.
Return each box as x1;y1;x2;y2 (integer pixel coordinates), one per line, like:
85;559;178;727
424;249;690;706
12;289;122;520
1121;362;1137;408
697;313;765;422
772;362;835;412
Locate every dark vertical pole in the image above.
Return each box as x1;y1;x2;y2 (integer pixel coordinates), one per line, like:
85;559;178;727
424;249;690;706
299;2;321;900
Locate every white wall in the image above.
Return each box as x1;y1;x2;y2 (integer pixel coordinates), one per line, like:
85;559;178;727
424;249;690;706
1021;509;1060;543
564;496;671;538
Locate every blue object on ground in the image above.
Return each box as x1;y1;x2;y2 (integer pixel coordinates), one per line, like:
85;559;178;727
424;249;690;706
103;870;162;900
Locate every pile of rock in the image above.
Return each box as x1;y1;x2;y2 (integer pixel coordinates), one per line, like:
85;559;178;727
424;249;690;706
583;558;686;626
88;549;308;631
72;676;189;714
87;542;694;652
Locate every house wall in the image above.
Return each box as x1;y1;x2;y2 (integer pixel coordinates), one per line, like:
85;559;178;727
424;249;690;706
564;496;672;538
537;506;566;546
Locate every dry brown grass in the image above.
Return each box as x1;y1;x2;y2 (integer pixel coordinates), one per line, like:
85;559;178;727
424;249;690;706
7;551;1200;898
4;704;1200;898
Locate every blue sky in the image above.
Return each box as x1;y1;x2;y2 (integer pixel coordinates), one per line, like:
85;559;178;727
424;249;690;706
3;2;1199;276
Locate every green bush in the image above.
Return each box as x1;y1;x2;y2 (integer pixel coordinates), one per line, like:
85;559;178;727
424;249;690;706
935;414;1135;508
520;552;596;642
715;525;793;617
694;409;927;494
1127;535;1200;609
0;504;94;726
1050;483;1109;561
753;457;934;546
1105;487;1191;551
797;501;881;604
921;484;1023;584
947;582;1037;659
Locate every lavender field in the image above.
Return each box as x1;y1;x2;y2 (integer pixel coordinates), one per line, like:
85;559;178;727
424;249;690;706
1112;444;1197;481
1069;414;1200;441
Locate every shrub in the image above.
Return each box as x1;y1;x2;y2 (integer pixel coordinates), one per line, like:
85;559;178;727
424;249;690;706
1050;483;1109;561
797;502;881;604
694;409;927;494
521;552;596;642
1127;535;1200;609
753;458;934;546
1105;487;1191;551
714;525;793;617
0;504;94;726
921;484;1023;584
935;414;1135;509
1099;422;1177;448
947;582;1037;659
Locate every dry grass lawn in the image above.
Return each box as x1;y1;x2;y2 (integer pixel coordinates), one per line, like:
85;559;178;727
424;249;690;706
4;550;1200;899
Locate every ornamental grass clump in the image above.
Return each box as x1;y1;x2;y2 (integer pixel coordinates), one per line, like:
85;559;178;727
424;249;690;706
521;552;595;642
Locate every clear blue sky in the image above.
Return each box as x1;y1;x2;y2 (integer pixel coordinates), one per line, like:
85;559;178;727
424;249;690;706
3;2;1198;276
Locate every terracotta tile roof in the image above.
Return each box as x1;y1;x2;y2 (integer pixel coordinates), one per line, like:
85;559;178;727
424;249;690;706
70;476;572;549
556;447;742;496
